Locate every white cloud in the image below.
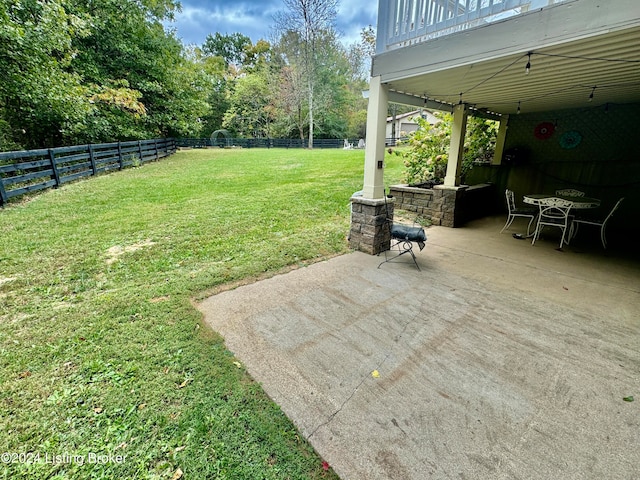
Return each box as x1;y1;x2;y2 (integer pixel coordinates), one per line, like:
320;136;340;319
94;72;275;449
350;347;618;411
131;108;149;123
169;0;377;47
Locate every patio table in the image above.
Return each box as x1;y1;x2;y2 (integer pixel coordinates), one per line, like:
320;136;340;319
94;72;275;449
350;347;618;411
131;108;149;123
522;194;601;245
523;194;601;209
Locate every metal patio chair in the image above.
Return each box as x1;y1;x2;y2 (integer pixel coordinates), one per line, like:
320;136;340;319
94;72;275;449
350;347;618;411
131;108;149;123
570;197;624;249
500;189;537;236
531;197;574;248
378;194;427;271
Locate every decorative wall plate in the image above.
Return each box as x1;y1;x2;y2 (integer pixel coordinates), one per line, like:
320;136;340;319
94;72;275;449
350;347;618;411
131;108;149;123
560;130;582;149
534;122;555;140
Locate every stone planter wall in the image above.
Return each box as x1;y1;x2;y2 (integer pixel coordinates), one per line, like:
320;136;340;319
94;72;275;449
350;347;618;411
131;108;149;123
389;183;496;227
389;184;464;227
389;185;434;216
348;184;497;254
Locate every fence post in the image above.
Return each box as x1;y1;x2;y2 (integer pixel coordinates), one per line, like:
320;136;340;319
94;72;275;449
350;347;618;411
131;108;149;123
0;177;8;206
88;144;97;175
48;149;61;187
138;140;144;164
154;139;159;160
117;142;124;169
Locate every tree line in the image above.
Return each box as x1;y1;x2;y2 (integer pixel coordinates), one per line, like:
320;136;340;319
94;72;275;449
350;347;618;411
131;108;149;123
0;0;377;151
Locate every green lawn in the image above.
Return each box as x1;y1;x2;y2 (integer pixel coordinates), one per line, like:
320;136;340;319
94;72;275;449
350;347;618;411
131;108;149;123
0;148;405;479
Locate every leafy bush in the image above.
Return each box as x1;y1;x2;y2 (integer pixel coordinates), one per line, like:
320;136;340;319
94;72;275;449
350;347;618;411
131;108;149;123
401;112;498;185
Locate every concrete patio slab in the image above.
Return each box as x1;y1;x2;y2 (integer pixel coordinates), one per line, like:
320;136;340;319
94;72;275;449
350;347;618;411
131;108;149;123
198;216;640;480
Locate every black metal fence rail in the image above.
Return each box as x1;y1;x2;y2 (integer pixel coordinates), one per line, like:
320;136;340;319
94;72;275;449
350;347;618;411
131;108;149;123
177;138;372;149
177;137;407;149
0;138;176;206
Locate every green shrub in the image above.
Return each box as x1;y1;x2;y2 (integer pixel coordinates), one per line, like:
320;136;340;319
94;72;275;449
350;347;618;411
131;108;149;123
401;113;498;185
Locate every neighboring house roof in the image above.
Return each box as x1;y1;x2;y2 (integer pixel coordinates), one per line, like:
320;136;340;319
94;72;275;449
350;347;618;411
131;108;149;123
386;109;440;125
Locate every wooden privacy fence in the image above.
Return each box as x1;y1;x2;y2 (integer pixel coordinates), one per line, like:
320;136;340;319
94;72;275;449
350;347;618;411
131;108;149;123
0;138;176;206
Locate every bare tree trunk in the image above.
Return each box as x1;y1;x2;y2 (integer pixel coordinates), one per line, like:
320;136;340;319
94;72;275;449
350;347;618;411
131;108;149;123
274;0;338;151
308;82;314;149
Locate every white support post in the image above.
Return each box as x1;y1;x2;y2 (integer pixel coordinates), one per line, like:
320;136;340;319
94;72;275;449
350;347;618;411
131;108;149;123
444;103;468;187
362;76;388;199
492;114;509;165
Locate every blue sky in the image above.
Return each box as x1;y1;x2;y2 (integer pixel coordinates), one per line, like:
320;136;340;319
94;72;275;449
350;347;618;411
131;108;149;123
166;0;378;47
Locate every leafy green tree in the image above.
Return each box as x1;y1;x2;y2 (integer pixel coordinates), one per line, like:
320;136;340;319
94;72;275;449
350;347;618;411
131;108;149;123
0;0;91;149
310;32;352;139
199;34;278;137
223;69;276;138
202;32;252;69
68;0;194;141
187;48;229;138
0;0;212;149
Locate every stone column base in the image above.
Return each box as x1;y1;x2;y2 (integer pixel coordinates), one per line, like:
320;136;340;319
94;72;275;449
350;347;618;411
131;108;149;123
349;195;393;255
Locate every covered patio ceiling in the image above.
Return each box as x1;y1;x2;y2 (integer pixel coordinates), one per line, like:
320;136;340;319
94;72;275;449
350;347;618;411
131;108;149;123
378;19;640;117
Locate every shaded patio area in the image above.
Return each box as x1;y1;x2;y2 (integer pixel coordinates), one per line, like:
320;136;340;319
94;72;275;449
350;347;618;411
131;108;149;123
198;216;639;480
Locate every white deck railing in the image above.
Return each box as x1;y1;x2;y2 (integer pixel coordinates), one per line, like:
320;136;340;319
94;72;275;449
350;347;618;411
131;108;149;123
377;0;569;53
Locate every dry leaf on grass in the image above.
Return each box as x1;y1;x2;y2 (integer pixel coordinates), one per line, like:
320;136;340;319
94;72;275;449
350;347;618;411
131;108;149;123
177;379;192;389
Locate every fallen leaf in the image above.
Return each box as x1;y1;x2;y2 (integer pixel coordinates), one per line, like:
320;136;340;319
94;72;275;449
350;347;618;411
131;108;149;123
322;460;330;471
175;446;186;452
138;403;147;410
177;379;192;389
164;367;170;374
171;468;183;480
116;442;128;450
563;286;569;290
233;361;242;369
623;396;634;402
18;371;31;379
93;407;103;414
371;370;380;378
149;296;170;303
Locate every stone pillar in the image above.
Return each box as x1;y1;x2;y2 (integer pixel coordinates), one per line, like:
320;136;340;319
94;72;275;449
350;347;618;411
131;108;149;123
349;195;393;254
432;185;468;227
444;103;468;187
351;74;391;254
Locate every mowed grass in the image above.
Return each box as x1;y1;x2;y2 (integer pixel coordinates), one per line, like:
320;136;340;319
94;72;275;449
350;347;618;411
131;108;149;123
0;148;405;479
